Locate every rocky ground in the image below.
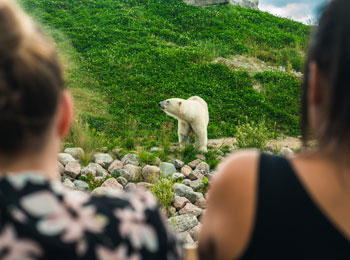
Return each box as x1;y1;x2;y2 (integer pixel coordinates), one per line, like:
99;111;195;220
58;142;297;245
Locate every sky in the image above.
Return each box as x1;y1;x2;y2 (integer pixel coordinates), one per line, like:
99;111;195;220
259;0;329;24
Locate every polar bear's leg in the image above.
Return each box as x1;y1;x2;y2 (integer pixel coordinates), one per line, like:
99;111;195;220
178;120;191;148
191;124;208;153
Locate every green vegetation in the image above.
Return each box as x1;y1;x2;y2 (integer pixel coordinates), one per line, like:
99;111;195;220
20;0;310;142
79;174;113;191
151;177;175;211
235;118;271;149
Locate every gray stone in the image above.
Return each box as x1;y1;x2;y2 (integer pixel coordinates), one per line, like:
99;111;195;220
177;231;194;244
187;192;204;204
121;154;140;166
181;165;192;177
172;172;185;181
188;170;204;181
173;196;190;210
93;153;114;168
137;182;154;190
142;165;160;181
181;179;191;186
64;161;81;179
101;178;123;190
229;0;259;9
122;164;141;182
116;176;128;186
173;183;203;203
195;197;207;209
58;162;65;176
168;214;199;232
195;154;206;161
91;187;122;197
63;178;75;189
189;223;202;241
125;183;137;190
280;147;294;157
154;157;161;166
179;203;203;217
183;0;259;9
81;163;108;178
195;162;210;175
173;159;185;169
150;147;161;153
189;179;202;189
73;180;89;191
188;159;201;169
108;159;123;173
64;147;85;160
159;162;177;177
58;153;75;166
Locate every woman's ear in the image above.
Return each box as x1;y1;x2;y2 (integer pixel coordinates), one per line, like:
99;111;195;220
308;62;322;106
57;91;74;138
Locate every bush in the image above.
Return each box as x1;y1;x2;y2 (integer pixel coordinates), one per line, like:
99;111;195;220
151;177;175;211
235;119;270;149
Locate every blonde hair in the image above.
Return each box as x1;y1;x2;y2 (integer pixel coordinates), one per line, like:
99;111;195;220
0;0;64;155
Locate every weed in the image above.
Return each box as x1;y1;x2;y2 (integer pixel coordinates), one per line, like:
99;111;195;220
138;148;156;166
194;177;210;194
151;177;175;211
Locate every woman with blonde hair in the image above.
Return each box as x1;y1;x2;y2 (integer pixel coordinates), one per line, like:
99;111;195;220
0;1;182;259
199;0;350;259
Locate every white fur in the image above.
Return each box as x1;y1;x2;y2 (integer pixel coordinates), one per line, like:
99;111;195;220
160;96;209;152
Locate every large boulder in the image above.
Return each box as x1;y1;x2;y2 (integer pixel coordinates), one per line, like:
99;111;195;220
64;147;85;160
108;159;123;173
159;162;177;177
64;161;81;179
93;153;114;168
142;165;160;181
81;163;108;178
121;154;140;166
58;153;75;166
173;183;203;203
122;164;141;182
168;214;199;232
101;178;123;190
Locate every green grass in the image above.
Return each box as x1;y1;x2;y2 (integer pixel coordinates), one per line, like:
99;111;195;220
20;0;310;141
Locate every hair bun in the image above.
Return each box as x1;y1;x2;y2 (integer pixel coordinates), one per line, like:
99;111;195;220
0;1;23;61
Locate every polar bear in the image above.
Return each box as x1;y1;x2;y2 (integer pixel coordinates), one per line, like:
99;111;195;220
159;96;209;152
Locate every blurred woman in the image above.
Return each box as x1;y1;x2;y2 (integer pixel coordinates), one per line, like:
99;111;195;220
199;0;350;259
0;1;182;259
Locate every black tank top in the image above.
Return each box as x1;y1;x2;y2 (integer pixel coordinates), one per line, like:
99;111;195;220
239;153;350;260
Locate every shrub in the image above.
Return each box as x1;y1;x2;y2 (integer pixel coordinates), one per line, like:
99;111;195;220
151;177;175;211
235;119;270;149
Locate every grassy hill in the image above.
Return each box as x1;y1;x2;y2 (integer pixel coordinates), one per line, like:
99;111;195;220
20;0;311;142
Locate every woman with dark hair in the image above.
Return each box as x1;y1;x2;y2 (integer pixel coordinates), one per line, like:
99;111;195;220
198;0;350;259
0;1;182;259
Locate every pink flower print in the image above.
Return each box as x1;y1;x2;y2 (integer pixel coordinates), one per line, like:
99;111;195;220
0;224;42;260
96;244;140;260
115;208;158;252
129;190;157;213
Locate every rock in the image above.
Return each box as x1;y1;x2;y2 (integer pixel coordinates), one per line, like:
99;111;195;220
195;154;206;161
58;162;65;176
173;183;203;203
195;198;207;209
93;153;114;168
64;147;85;160
168;214;199;232
181;165;192;177
116;176;128;187
179;203;203;217
73;180;89;191
121;154;139;166
64;161;81;179
188;159;201;169
181;179;191;186
62;178;75;189
280;147;294;157
183;0;259;10
189;223;202;241
189;179;202;189
177;231;194;244
108;159;123;173
81;163;108;178
173;196;190;210
229;0;259;9
142;165;160;181
172;172;185;181
58;153;75;166
188;170;204;181
195;162;210;175
159;162;177;177
150;147;161;153
154;157;161;166
101;178;123;190
122;164;141;182
91;187;122;197
125;183;137;190
137;182;154;190
173;159;185;169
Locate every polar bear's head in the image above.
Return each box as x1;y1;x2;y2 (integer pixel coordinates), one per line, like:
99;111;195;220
159;98;184;119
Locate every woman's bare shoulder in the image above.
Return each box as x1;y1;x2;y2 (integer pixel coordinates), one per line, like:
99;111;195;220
198;150;260;260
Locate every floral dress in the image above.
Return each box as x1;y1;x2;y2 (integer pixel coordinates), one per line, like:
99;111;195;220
0;173;183;260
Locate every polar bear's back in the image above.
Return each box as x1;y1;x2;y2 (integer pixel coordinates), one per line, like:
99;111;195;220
187;96;209;124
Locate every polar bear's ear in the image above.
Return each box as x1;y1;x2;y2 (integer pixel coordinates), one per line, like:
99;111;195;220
179;101;182;106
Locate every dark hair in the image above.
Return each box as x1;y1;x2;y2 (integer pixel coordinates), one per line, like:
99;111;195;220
0;0;64;156
302;0;350;156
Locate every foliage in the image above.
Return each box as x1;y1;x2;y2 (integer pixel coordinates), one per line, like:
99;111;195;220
78;174;112;191
235;118;270;149
194;177;209;194
179;145;201;164
21;0;310;140
138;148;157;166
151;177;175;211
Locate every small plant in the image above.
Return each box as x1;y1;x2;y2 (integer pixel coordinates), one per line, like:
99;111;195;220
235;119;270;150
194;177;210;195
138;148;157;166
151;177;175;211
204;150;220;170
180;145;201;164
78;174;112;191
